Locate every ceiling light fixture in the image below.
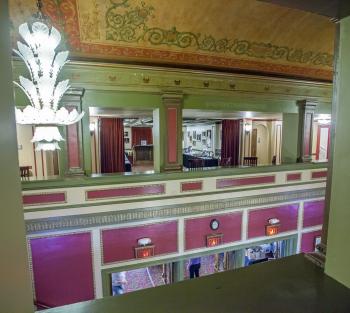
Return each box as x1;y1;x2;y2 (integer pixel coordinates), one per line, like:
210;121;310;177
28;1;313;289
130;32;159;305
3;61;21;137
14;0;84;151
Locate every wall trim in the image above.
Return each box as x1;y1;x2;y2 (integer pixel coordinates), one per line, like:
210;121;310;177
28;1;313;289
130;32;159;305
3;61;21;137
25;187;325;234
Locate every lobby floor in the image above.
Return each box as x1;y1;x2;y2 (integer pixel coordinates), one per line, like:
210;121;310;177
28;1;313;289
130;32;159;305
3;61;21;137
43;254;350;313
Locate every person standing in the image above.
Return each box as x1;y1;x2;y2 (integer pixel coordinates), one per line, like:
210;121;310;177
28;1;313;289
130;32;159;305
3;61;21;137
112;271;127;295
189;257;201;279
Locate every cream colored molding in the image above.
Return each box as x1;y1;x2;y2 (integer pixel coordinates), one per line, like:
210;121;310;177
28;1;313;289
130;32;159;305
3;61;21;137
25;188;325;233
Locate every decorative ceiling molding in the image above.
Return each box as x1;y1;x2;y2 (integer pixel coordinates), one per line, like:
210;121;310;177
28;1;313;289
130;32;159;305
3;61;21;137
9;0;335;81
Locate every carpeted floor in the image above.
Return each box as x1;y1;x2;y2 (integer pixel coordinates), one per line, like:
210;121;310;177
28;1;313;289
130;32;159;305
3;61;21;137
124;265;165;293
122;255;221;294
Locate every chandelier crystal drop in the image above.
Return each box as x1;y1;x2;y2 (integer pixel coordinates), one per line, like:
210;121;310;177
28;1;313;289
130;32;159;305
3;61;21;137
14;5;84;151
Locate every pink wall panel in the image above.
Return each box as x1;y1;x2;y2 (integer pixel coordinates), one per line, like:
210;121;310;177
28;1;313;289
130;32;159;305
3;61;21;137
301;230;322;253
102;221;178;264
87;184;165;200
167;107;178;163
67;124;80;168
23;192;66;206
311;171;327;179
286;173;302;181
248;204;299;238
66;106;80;168
181;181;203;192
303;200;325;228
185;212;242;250
30;232;94;308
216;175;275;189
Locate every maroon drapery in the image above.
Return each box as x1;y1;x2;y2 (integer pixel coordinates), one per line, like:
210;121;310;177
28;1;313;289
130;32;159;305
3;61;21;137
131;127;153;147
100;118;125;173
221;119;241;166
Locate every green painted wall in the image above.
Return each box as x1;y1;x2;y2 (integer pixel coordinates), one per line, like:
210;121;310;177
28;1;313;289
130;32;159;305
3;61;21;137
281;113;299;164
0;2;34;312
325;16;350;288
12;58;333;176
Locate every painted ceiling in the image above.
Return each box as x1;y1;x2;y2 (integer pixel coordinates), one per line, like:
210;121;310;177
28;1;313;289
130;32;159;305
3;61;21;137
9;0;335;80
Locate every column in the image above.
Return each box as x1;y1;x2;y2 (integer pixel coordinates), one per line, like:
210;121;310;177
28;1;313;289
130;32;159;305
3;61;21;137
172;260;185;283
61;88;85;175
297;100;317;162
0;1;34;312
324;17;350;287
281;113;299;164
153;93;183;172
231;249;245;269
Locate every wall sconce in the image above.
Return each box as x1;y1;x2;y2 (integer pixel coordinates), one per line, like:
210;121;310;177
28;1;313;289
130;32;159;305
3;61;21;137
89;123;95;133
206;234;223;247
134;237;155;259
244;123;252;133
265;218;280;236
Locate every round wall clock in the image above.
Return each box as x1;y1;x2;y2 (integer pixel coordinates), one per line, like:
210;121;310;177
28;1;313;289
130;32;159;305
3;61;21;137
210;219;220;231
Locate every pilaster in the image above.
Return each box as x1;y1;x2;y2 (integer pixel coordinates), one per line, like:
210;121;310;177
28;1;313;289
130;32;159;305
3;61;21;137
281;113;299;164
61;88;85;176
297;100;317;162
154;93;183;172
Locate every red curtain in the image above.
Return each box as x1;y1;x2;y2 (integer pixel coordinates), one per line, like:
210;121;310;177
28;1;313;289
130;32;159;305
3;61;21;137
100;118;125;173
131;127;153;147
221;120;241;166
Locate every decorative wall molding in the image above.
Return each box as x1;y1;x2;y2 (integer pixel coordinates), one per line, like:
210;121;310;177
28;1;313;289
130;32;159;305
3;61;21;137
25;187;325;233
12;60;332;106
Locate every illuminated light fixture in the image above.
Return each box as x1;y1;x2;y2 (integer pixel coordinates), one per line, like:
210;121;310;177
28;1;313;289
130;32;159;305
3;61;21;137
206;233;223;247
315;114;331;125
89;122;96;133
244;123;252;133
265;218;280;236
13;0;84;151
135;238;154;259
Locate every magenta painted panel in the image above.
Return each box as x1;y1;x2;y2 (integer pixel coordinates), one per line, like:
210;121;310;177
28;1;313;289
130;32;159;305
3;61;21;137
102;221;178;263
311;171;327;179
248;204;299;238
185;212;242;250
181;181;203;192
67;106;80;168
167;107;178;163
87;184;165;200
286;173;302;181
303;200;325;228
216;175;275;189
30;233;94;308
23;192;66;206
301;230;322;253
67;124;80;168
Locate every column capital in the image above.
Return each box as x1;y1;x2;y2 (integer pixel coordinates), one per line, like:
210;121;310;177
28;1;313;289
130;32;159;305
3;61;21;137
161;92;183;104
297;99;318;110
61;87;85;104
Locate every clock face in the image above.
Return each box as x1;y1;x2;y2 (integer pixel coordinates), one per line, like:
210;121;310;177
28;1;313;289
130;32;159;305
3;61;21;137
210;219;219;230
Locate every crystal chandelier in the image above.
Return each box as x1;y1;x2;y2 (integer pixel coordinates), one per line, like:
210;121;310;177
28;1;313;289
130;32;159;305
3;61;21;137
14;0;84;151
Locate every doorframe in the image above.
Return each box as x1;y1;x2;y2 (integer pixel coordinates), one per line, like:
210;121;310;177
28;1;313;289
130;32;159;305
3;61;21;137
101;234;298;297
316;124;331;160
